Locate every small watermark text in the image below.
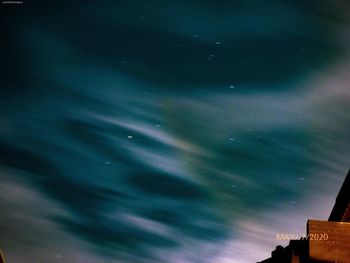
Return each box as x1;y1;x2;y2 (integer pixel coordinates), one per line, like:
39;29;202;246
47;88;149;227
276;232;329;241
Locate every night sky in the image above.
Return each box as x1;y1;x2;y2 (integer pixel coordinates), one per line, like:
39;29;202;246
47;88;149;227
0;1;349;262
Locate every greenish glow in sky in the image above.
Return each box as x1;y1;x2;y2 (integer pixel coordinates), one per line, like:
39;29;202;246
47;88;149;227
0;1;349;262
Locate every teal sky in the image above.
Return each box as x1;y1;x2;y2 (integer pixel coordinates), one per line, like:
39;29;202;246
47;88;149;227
0;1;349;262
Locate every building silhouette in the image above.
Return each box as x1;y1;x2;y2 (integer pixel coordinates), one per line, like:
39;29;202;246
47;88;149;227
258;169;350;263
0;249;4;263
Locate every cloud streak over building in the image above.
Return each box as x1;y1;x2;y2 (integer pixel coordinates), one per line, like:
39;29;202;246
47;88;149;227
0;1;350;262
